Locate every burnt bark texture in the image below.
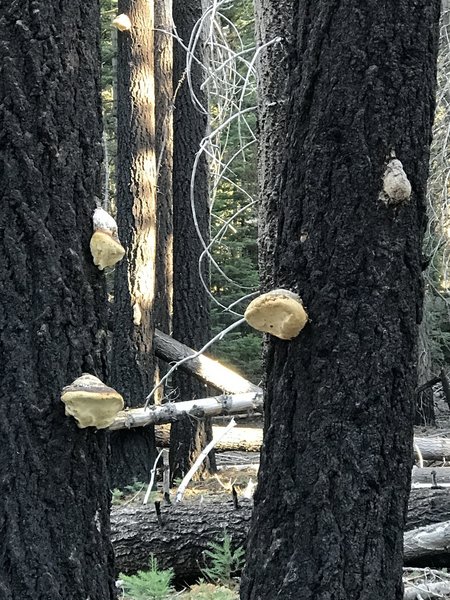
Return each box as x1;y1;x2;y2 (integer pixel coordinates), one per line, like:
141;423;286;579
171;0;215;480
112;499;252;585
0;3;116;599
241;2;441;600
110;0;158;488
110;490;448;581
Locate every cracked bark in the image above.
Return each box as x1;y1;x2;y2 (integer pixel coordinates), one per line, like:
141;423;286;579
0;2;116;598
240;1;441;599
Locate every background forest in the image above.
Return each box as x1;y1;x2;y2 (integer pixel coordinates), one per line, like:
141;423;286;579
1;1;449;599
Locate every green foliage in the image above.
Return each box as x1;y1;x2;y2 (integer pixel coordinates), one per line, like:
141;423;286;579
201;531;245;586
111;488;124;505
185;582;238;599
120;556;174;600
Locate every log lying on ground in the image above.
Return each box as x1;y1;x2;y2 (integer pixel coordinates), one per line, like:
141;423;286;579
111;498;253;583
411;467;450;487
153;427;450;457
406;489;450;530
154;424;263;452
404;520;450;567
414;436;450;461
111;489;450;579
108;392;263;431
154;329;261;394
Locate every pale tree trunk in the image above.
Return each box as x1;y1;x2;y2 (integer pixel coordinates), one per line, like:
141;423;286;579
241;2;441;599
110;0;158;488
0;2;116;598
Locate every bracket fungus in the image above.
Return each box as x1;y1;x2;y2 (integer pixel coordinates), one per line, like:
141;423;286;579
112;14;132;31
90;207;125;270
381;158;411;205
244;289;308;340
61;374;124;429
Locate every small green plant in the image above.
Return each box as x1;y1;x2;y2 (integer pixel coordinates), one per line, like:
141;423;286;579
185;582;238;599
111;488;124;505
120;555;174;600
201;531;245;586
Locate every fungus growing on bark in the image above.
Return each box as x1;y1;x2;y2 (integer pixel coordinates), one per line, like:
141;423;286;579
244;289;308;340
381;158;412;205
112;14;132;31
61;374;124;429
90;207;125;270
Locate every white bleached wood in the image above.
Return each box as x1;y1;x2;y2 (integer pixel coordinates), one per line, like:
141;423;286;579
175;418;236;503
107;392;263;430
404;520;450;561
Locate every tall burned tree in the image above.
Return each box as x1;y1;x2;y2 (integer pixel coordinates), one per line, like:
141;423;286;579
241;2;441;599
0;2;116;599
170;0;215;479
110;0;157;488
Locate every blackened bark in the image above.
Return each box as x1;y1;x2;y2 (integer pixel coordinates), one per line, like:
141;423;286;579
171;0;215;480
110;0;157;488
154;0;173;338
241;2;441;600
111;489;450;581
0;3;116;599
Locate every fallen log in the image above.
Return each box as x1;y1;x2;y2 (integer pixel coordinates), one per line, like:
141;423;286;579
111;498;253;583
154;329;261;395
108;392;263;431
154;425;263;452
404;520;450;567
406;489;450;530
411;467;450;486
414;436;450;461
111;489;450;580
152;427;450;457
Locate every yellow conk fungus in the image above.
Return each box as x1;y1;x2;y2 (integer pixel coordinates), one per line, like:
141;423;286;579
112;14;132;31
61;374;124;429
244;289;308;340
90;230;125;270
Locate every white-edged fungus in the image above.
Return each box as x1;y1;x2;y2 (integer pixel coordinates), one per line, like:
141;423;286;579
381;158;411;205
61;373;124;429
112;14;132;31
244;289;308;340
93;207;118;236
90;207;125;270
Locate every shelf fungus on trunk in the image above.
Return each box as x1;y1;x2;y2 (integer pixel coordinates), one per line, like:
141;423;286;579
90;207;125;270
244;289;308;340
111;14;132;32
61;373;124;429
381;157;412;205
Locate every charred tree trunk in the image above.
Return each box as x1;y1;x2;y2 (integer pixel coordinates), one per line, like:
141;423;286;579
241;2;441;600
110;0;157;488
171;0;215;480
154;0;173;342
111;490;450;582
0;3;116;598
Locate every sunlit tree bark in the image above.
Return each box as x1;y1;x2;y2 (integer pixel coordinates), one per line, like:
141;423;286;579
110;0;157;488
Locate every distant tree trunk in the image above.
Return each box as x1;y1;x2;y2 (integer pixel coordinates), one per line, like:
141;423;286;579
241;2;441;600
154;0;174;389
170;0;215;480
0;3;116;599
416;293;435;425
110;0;157;488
